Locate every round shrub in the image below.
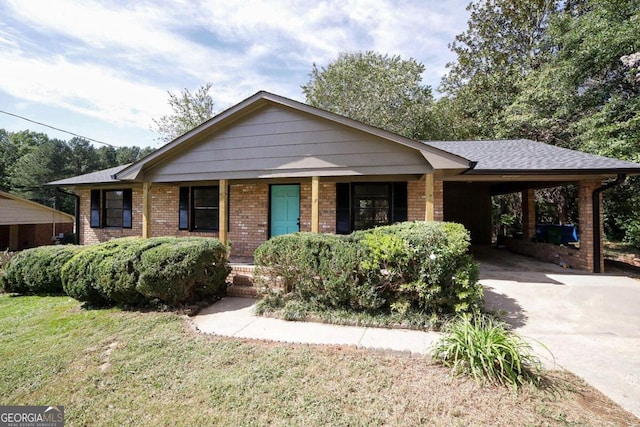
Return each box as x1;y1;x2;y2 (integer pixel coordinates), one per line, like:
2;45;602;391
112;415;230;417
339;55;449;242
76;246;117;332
255;221;483;319
254;233;361;307
62;240;125;305
63;237;230;306
1;245;84;295
137;238;231;305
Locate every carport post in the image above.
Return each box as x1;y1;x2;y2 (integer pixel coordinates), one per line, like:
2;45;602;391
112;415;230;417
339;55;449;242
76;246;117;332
522;189;535;241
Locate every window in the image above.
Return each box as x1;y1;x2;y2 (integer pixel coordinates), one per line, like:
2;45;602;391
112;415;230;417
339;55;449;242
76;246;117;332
179;186;219;231
336;182;407;234
90;189;132;229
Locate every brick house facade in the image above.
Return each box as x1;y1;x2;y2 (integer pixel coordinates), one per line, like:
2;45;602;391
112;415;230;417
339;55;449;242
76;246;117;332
50;92;640;272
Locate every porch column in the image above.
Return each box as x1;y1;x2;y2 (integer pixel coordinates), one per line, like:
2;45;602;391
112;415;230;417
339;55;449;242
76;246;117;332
578;180;603;272
9;224;19;251
219;179;228;245
142;182;151;238
522;189;536;241
311;176;320;233
425;173;434;221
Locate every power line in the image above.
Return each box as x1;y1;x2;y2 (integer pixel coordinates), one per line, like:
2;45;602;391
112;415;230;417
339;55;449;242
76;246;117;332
0;109;116;147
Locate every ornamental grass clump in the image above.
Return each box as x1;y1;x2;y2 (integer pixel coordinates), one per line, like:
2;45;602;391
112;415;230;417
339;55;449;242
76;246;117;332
432;314;544;390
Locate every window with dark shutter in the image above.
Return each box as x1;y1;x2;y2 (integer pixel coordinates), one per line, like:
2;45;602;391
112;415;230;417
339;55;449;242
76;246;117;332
392;182;408;223
122;189;132;229
336;183;351;234
90;189;100;228
179;187;189;230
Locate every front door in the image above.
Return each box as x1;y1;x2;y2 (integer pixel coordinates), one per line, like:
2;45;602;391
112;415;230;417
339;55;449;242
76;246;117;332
270;184;300;237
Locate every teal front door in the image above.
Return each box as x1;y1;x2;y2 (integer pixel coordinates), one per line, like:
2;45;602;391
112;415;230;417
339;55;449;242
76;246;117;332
270;185;300;237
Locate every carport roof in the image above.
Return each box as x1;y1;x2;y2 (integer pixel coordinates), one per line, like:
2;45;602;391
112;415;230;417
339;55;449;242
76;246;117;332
423;139;640;175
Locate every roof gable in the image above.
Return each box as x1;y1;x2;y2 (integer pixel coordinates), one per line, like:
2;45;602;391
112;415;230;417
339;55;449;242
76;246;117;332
115;91;471;181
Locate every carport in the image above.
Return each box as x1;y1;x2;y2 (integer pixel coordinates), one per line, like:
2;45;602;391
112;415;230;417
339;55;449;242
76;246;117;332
424;140;640;272
0;191;74;251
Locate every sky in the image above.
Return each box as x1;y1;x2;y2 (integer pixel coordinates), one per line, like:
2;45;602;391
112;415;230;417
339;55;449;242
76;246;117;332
0;0;472;148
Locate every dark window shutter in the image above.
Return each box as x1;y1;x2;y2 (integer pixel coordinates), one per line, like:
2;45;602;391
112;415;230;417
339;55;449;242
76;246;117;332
179;187;189;230
336;183;351;234
392;182;408;223
122;189;132;229
90;190;100;228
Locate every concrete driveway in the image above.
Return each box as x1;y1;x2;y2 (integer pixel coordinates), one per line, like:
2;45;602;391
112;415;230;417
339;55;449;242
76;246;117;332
478;247;640;417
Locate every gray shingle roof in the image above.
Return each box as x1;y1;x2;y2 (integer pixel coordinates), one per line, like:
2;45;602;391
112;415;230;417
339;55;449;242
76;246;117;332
47;164;132;186
423;139;640;174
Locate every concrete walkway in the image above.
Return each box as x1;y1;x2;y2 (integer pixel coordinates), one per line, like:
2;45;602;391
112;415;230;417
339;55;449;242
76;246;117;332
193;249;640;418
193;297;441;355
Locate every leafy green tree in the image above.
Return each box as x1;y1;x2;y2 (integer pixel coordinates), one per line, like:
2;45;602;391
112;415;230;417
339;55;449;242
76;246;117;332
97;146;118;168
115;146;154;165
440;0;559;138
152;82;216;142
9;138;74;212
0;130;17;191
302;51;434;139
67;137;100;176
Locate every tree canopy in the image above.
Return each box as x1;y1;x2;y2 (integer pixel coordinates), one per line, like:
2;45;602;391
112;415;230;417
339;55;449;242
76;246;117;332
151;82;216;142
302;51;435;139
440;0;640;244
0;130;153;214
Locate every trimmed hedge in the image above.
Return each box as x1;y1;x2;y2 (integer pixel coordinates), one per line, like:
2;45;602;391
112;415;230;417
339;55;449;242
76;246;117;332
61;237;230;306
255;221;482;316
1;245;84;295
138;238;230;305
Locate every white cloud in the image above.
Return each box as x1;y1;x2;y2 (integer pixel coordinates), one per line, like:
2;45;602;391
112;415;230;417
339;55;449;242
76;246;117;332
0;0;471;144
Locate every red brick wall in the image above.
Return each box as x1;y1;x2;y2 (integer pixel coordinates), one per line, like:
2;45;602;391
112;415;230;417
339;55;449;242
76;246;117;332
578;180;603;272
299;182;337;234
3;223;74;250
75;176;432;258
228;183;268;257
407;177;443;221
149;186;219;239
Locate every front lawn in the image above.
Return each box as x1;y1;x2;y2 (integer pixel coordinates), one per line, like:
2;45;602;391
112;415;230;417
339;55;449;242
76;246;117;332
1;295;637;426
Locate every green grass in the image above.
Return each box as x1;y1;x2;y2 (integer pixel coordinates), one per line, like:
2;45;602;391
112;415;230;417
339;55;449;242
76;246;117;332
1;294;638;426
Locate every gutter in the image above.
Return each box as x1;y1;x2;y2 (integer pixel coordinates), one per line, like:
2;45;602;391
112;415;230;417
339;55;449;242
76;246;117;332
592;173;626;273
56;187;80;245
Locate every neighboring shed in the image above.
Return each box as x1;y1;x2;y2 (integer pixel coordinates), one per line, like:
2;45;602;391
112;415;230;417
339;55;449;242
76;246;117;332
0;191;74;251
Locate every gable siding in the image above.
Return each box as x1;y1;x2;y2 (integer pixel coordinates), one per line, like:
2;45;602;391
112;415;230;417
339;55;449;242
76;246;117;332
144;106;432;182
0;198;73;225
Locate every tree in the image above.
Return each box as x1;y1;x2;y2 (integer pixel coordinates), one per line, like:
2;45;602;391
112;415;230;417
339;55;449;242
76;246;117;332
9;137;74;212
152;82;216;142
302;51;434;139
440;0;558;138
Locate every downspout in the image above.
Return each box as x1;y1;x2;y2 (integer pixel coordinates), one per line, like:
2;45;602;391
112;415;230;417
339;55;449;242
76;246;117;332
592;173;626;273
57;187;80;245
